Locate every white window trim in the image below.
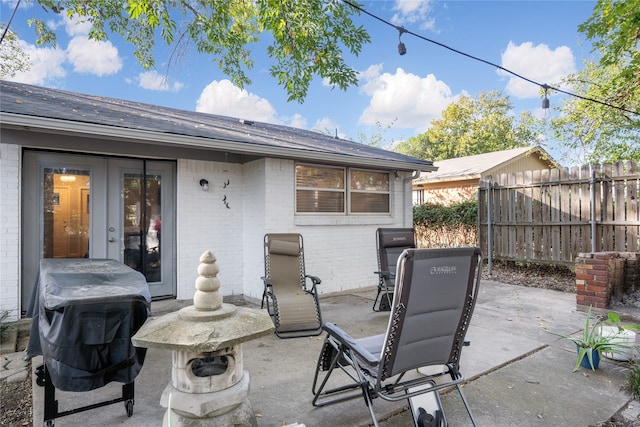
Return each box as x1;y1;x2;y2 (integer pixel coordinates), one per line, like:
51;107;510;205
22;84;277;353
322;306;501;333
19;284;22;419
295;163;391;216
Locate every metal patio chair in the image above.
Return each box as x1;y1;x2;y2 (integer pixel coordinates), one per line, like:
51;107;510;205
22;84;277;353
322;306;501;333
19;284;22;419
312;247;482;426
373;228;416;311
261;233;323;338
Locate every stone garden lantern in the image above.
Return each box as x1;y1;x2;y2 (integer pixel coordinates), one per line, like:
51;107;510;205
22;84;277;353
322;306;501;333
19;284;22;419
132;251;274;426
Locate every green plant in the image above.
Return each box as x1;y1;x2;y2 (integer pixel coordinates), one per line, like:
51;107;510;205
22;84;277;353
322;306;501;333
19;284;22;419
413;200;478;228
628;360;640;399
547;306;637;372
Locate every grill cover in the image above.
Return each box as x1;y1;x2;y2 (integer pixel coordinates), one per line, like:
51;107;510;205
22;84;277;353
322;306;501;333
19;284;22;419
33;259;151;391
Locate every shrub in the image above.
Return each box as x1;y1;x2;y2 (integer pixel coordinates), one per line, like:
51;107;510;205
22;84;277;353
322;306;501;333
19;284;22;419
413;200;478;228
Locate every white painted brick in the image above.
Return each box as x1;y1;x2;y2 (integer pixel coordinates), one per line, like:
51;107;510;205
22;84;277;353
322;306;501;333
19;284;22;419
2;148;410;319
0;144;21;321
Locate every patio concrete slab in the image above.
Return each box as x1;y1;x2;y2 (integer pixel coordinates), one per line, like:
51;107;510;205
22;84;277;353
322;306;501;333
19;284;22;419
30;280;639;427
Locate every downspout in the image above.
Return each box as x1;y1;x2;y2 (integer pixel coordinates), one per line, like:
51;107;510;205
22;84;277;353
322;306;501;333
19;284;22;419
404;171;421;228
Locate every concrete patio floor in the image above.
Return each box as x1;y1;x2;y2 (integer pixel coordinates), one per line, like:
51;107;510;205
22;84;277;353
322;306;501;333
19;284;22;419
28;280;640;426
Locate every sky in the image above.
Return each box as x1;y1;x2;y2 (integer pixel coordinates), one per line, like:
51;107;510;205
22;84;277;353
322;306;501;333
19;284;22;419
1;1;598;164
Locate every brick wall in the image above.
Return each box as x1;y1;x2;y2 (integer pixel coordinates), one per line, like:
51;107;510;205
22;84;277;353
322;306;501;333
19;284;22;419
575;252;640;309
0;143;21;321
177;159;245;299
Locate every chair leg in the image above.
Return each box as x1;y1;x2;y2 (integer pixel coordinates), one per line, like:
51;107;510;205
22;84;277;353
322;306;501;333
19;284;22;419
362;386;380;427
312;341;365;408
456;384;477;427
372;286;382;311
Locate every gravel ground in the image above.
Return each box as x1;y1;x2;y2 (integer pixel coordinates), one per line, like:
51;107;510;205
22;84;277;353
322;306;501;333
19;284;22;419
1;329;32;427
481;260;576;293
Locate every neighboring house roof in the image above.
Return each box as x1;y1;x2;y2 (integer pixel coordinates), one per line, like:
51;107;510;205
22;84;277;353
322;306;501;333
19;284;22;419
414;146;557;184
0;81;436;173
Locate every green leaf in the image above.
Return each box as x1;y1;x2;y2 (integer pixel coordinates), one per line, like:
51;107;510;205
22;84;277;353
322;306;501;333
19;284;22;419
11;0;370;103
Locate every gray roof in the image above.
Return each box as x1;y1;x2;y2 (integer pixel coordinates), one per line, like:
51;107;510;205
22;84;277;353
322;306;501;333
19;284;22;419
0;81;435;172
415;146;554;182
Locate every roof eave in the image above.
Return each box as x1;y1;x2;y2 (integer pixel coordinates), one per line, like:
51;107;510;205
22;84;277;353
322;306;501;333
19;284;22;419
1;112;437;173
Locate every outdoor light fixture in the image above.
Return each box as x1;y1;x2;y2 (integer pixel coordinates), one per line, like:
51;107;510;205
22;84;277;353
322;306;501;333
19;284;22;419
397;26;407;56
200;179;209;191
542;84;550;110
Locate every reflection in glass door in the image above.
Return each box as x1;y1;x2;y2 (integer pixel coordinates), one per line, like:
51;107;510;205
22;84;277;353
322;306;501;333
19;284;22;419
43;168;91;258
107;159;174;296
122;171;163;283
22;151;175;314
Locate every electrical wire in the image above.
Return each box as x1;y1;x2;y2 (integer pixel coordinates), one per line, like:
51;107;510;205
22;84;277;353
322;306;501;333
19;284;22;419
342;0;640;116
0;0;22;45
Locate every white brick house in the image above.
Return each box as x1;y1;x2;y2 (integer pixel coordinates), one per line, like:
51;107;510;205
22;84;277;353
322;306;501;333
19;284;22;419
0;81;435;321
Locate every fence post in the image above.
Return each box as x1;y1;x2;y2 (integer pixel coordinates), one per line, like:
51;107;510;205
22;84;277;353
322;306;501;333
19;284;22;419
487;178;493;275
590;167;596;253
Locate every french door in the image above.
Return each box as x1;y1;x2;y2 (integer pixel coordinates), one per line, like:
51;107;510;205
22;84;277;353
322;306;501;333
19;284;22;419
22;151;176;312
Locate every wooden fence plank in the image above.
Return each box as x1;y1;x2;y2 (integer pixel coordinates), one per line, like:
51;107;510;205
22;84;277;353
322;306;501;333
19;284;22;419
550;168;561;261
478;182;487;255
540;169;551;261
560;167;571;262
580;165;593;253
532;169;543;260
627;161;639;251
569;166;583;256
459;161;639;267
508;172;517;258
523;170;534;260
499;173;509;259
614;162;627;251
593;164;603;252
515;172;525;259
492;177;502;258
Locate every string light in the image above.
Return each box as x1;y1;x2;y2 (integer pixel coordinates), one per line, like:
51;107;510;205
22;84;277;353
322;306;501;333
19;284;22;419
341;0;640;117
542;84;550;110
397;26;407;56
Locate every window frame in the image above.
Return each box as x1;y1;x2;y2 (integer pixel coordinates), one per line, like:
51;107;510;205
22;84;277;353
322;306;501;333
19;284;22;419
295;163;391;215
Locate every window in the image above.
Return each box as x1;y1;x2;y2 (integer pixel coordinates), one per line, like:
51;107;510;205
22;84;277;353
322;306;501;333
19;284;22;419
350;169;390;213
296;165;345;213
295;164;390;214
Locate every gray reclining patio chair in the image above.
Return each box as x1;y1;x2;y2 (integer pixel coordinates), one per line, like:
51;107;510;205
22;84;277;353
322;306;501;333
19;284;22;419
312;247;482;427
261;233;323;338
373;228;416;311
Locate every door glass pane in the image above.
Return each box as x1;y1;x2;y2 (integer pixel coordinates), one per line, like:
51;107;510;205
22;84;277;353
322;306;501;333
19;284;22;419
123;172;162;283
43;168;91;258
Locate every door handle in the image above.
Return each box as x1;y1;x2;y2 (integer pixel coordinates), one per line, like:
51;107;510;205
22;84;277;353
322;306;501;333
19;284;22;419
109;237;116;242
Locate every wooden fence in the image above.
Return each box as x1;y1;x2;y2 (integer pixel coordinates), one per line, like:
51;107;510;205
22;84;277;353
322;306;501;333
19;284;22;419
478;160;639;267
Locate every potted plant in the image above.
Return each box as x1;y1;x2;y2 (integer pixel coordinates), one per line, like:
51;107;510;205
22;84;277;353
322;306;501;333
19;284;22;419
547;305;637;371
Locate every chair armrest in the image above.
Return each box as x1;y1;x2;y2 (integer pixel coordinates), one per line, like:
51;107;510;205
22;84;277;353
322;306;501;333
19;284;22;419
374;270;394;279
305;274;321;286
323;322;379;367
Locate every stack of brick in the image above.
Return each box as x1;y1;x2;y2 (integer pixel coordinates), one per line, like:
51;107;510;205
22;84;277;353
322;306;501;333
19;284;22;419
575;252;640;309
622;253;640;293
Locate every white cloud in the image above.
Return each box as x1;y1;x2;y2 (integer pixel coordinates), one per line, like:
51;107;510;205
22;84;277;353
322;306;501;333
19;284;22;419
499;41;576;98
4;39;66;85
312;118;346;139
391;0;435;30
195;80;279;123
358;65;457;133
286;113;308;129
136;70;184;92
62;15;93;36
66;37;123;76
